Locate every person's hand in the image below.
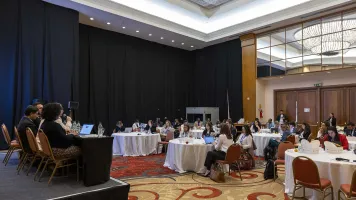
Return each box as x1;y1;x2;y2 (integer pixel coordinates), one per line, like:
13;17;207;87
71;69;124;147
70;130;78;135
66;116;72;122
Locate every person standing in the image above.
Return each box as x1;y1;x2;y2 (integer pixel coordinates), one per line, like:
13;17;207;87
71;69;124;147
276;110;287;125
326;113;337;127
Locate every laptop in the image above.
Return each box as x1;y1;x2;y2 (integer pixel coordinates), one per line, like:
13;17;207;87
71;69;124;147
204;136;215;144
80;124;94;135
270;127;279;133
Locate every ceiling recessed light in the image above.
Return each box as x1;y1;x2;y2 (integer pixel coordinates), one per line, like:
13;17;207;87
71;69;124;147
191;46;194;48
280;76;283;78
122;26;125;29
107;22;111;25
161;37;164;39
172;40;175;43
301;74;304;76
181;43;184;45
136;30;139;33
90;17;94;21
149;34;152;36
326;71;331;74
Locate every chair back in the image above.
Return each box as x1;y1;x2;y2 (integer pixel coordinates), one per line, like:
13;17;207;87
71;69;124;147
13;127;24;150
286;135;295;144
1;124;11;145
37;130;55;160
349;169;356;197
292;156;321;188
225;144;242;164
165;131;174;142
25;128;39;154
277;141;294;160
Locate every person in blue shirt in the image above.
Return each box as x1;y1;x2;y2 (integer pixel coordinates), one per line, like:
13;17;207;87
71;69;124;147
280;124;291;142
266;118;274;129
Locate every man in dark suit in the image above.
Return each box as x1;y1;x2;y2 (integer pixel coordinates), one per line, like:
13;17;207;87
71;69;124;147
276;110;288;125
17;105;39;153
326;113;337;127
345;122;356;137
32;102;43;128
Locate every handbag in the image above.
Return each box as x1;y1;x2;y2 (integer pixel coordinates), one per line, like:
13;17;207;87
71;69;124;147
209;163;225;183
234;150;254;170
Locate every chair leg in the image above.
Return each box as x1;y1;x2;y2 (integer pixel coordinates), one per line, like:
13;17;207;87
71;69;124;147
274;163;276;181
39;159;50;182
26;155;37;176
18;154;29;174
291;185;297;200
237;163;242;181
48;163;58;185
4;147;14;166
330;187;334;200
303;186;305;199
34;157;45;181
17;152;26;170
3;147;12;163
76;159;79;182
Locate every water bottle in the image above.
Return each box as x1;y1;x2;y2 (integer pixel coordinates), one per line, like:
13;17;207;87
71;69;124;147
77;122;81;132
98;122;103;137
72;121;77;130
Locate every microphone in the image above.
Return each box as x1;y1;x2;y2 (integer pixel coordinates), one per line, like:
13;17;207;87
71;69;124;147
61;114;68;122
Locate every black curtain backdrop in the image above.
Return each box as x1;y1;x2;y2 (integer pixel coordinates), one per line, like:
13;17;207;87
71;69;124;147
0;0;79;148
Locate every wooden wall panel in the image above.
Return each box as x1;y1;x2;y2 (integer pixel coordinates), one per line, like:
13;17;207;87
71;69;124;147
241;34;256;122
348;87;356;123
297;90;317;124
321;88;346;125
275;91;297;122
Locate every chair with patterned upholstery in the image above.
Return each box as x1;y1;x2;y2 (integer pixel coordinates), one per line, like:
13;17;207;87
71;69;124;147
292;156;333;199
1;124;20;166
274;141;294;181
216;144;243;181
339;169;356;200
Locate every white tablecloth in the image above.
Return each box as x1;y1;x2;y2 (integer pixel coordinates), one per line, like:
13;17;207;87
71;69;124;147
112;132;161;156
349;141;356;150
252;133;282;157
164;138;214;173
285;150;356;199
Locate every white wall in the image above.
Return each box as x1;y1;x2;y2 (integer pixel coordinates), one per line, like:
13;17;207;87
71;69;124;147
259;68;356;122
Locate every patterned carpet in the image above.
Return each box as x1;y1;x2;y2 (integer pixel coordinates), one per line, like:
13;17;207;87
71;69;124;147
111;154;289;200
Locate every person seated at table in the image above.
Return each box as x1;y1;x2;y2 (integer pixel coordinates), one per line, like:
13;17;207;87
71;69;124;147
161;120;172;134
323;126;349;150
345;122;356;137
173;118;181;129
132;119;140;132
237;125;255;167
272;121;281;133
299;122;311;142
280;124;291;142
266;118;274;129
194;118;203;129
180;120;188;134
203;124;233;177
40;103;81;158
144;120;156;133
179;124;191;138
113;121;125;133
250;119;261;133
203;122;215;137
226;119;237;141
155;118;163;127
317;121;330;139
213;120;221;133
289;122;297;133
17;105;39;153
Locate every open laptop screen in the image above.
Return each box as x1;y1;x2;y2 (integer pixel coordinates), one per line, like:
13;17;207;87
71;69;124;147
80;124;94;135
204;136;215;144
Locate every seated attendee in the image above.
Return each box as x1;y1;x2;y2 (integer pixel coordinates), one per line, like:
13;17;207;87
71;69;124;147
289;122;297;133
194;118;203;129
132;119;140;132
203;124;233;176
155;118;162;127
143;120;155;133
57;107;72;132
326;113;337;127
299;122;311;142
280;124;291;142
213;120;221;132
206;118;211;124
161;120;172;134
250;119;261;133
173;119;181;129
266;118;274;129
323;126;349;150
17;105;39;152
203;122;215;137
179;124;191;138
113;121;125;133
33;102;44;128
345;122;356;137
317;121;330;139
237;125;255;168
226;119;237;140
40;103;81;157
180;120;188;134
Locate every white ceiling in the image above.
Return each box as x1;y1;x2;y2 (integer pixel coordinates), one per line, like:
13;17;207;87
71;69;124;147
43;0;356;50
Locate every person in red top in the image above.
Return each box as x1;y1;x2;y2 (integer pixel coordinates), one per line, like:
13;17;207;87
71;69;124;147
323;126;349;150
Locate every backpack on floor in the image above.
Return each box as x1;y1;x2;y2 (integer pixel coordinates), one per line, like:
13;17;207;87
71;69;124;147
264;159;277;180
263;146;276;161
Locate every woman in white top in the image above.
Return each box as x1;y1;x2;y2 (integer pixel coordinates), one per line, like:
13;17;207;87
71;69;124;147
237;125;254;160
203;124;233;177
161;120;172;134
179;124;191;138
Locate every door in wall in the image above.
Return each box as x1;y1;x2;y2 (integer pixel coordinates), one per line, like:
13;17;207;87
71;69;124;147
275;91;297;122
321;88;346;126
347;87;356;124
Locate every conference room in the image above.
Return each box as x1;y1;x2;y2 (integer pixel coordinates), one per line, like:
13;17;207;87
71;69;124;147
1;0;356;199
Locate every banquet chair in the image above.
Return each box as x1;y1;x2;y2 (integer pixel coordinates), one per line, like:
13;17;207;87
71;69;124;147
338;169;356;200
274;141;294;181
292;156;333;200
157;131;174;154
1;124;20;166
25;128;47;178
287;135;296;145
37;130;79;185
216;144;243;181
13;127;29;173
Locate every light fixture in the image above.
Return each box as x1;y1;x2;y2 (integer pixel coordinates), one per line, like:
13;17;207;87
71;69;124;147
90;17;94;21
149;34;152;36
172;40;175;43
161;37;164;39
191;45;194;48
326;71;331;74
182;43;184;45
301;74;304;76
136;30;139;33
107;22;111;25
122;26;126;29
294;19;356;56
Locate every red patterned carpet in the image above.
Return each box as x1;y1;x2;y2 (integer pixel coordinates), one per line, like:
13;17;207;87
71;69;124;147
110;154;177;179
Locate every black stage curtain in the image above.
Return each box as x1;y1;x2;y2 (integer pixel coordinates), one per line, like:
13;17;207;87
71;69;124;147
78;25;194;130
192;40;243;121
0;0;79;148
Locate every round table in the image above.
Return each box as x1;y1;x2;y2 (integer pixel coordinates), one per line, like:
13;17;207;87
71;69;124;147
112;132;161;156
164;138;214;173
252;133;282;157
285;149;356;200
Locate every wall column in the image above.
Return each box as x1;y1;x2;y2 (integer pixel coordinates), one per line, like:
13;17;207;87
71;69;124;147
240;33;256;122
